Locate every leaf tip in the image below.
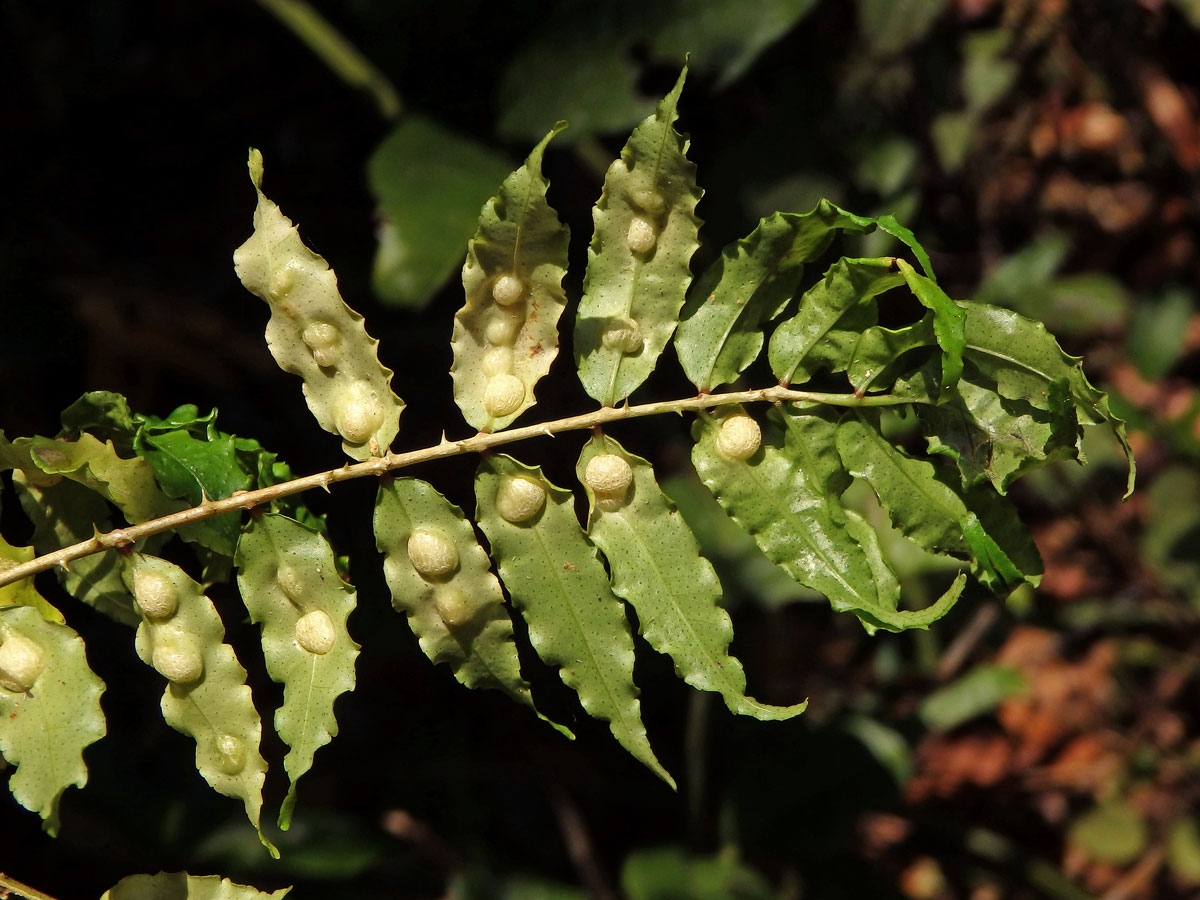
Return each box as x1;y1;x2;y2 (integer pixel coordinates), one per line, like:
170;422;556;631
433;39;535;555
247;148;264;189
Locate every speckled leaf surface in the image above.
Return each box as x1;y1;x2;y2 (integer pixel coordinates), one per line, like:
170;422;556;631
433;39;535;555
958;300;1134;495
373;478;562;733
577;434;805;718
768;257;904;385
123;553;273;855
677;206;885;391
102;872;290;900
451;126;570;431
574;67;702;407
475;455;672;786
233;149;404;459
836;412;1042;591
0;605;105;834
235;514;358;830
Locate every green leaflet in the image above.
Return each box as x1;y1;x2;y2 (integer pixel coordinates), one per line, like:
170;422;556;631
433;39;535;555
451;126;571;431
123;553;274;856
768;257;904;386
12;476;139;625
101;873;290;900
896;260;965;403
846;313;936;394
574;66;703;407
676;206;881;391
0;531;66;624
234;149;405;460
958;300;1135;496
919;365;1080;492
692;406;960;632
835;412;1042;592
373;477;565;735
235;514;359;831
475;455;672;786
576;434;805;719
0;605;105;834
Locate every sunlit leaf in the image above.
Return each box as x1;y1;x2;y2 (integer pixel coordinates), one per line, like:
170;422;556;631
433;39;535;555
234;149;404;460
0;605;105;834
451;126;571;431
0;532;65;624
577;433;805;719
235;514;358;830
101;872;290;900
475;455;672;786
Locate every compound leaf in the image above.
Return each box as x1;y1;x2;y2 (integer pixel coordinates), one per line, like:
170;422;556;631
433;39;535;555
123;553;274;855
575;66;702;407
373;477;565;734
102;873;290;900
235;514;359;830
234;149;404;460
475;455;672;786
577;434;805;719
0;605;106;834
451;126;571;431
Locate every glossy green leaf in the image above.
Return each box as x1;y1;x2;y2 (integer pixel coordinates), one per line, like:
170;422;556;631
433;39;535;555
0;532;65;624
451;126;571;431
373;477;564;733
475;455;672;786
896;259;965;402
835;411;1042;591
235;514;359;830
0;605;105;834
676;207;882;391
101;872;290;900
11;477;139;625
846;313;936;394
123;553;274;855
768;257;903;385
368;116;512;308
575;67;703;407
576;434;805;719
234;149;404;460
958;300;1135;495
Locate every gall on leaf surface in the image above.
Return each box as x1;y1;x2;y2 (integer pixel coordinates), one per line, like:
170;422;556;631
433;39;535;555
233;149;404;460
373;477;567;735
123;553;275;855
693;405;964;633
475;455;673;787
835;411;1043;593
235;513;359;830
677;203;895;392
451;125;571;431
576;434;806;719
574;65;703;407
0;605;105;835
101;872;290;900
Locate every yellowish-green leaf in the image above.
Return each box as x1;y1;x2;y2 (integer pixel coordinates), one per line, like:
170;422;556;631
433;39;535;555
577;434;805;719
475;455;673;787
235;514;359;830
0;604;105;834
451;126;571;431
574;66;703;407
233;148;404;460
123;553;274;856
101;872;290;900
0;532;65;624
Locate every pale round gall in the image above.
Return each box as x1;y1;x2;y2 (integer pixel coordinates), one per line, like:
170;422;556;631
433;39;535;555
630;189;666;217
407;530;459;580
483;374;525;417
484;312;522;346
482;346;514;377
276;564;306;601
434;587;476;628
215;734;246;775
294;610;336;655
716;414;762;461
584;454;633;496
269;264;296;300
627;216;657;254
601;318;643;354
496;476;546;524
0;633;44;693
336;383;384;444
492;274;525;307
302;322;341;367
133;570;178;620
153;644;204;685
